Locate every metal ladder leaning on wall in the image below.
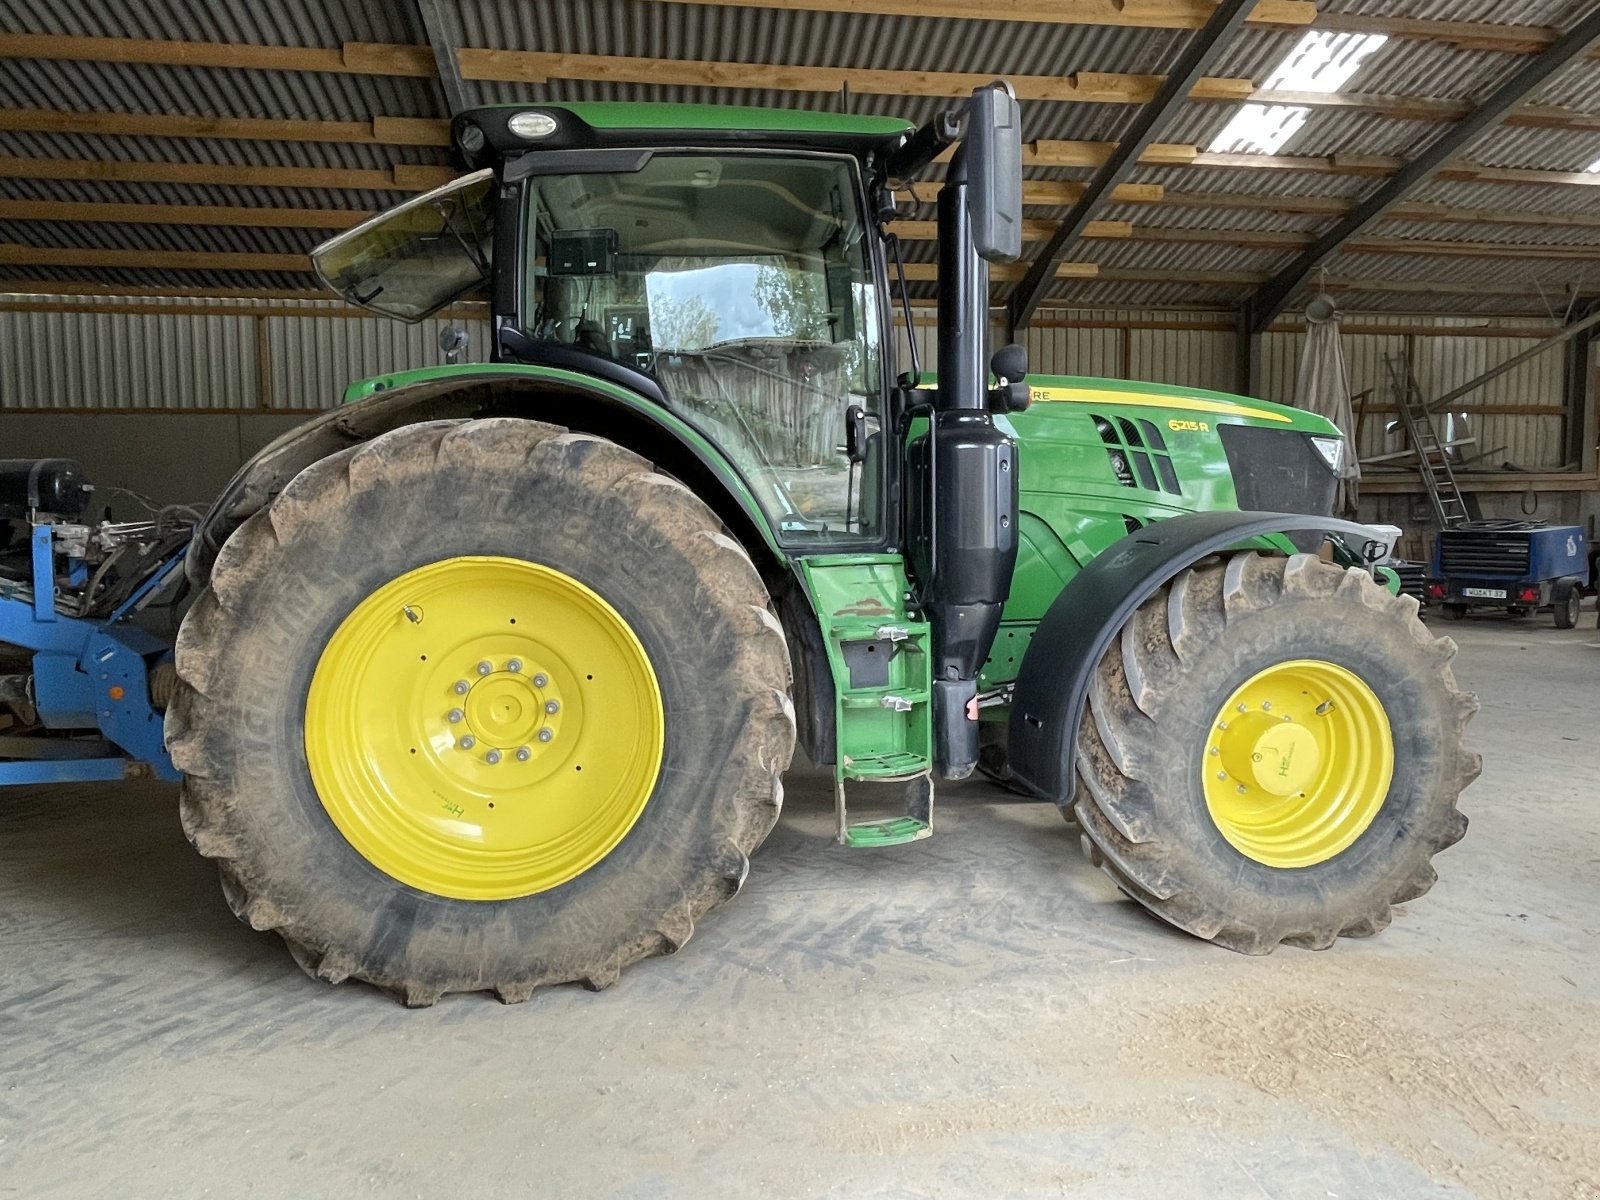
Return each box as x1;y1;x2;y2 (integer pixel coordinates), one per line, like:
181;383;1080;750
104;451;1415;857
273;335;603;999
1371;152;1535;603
1382;354;1471;529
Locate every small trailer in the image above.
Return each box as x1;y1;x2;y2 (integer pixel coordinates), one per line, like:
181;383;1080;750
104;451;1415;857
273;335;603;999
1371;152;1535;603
1427;519;1590;628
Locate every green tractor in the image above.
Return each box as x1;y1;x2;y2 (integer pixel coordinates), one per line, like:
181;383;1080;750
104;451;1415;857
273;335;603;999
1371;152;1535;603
170;87;1477;1005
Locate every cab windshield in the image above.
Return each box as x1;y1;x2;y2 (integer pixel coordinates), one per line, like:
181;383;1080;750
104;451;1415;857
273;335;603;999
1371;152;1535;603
523;153;884;542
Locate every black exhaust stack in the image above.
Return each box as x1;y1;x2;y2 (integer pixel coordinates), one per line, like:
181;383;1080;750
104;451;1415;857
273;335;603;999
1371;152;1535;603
904;85;1024;780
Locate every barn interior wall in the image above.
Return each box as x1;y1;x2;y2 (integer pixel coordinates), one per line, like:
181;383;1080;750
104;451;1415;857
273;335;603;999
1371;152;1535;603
5;300;1596;546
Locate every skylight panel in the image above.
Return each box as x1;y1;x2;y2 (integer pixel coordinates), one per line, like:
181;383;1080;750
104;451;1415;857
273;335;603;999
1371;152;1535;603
1207;31;1389;156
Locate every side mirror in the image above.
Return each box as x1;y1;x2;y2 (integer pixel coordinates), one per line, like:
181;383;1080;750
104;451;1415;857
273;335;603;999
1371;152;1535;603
966;84;1023;264
438;325;469;365
988;342;1031;413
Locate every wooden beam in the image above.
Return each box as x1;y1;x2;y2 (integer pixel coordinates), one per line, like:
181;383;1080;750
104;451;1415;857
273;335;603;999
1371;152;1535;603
901;261;1097;282
890;218;1131;241
0;156;453;193
0;198;365;229
1151;190;1600;231
1023;181;1165;205
1024;140;1197;168
1185;151;1600;190
1313;13;1598;59
0;107;451;146
633;0;1316;29
0;245;312;272
1252;89;1600;136
451;48;1255;103
1128;225;1600;260
0;33;435;76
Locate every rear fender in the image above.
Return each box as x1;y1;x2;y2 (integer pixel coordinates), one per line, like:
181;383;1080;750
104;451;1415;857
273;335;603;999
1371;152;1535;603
1006;510;1386;805
187;364;784;586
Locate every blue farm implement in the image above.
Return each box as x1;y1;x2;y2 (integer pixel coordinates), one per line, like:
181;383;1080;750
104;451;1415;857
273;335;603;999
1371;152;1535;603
0;459;184;786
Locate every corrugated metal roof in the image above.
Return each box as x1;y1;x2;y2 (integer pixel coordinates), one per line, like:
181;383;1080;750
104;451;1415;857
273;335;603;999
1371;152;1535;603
0;0;1597;317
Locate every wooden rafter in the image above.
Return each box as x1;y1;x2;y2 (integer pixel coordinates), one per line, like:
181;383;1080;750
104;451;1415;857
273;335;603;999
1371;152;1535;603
0;35;1255;104
634;0;1316;29
0;155;455;192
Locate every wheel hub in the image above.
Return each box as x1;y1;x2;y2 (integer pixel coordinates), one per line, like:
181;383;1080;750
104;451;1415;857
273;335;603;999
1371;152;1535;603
1202;658;1393;869
304;556;664;900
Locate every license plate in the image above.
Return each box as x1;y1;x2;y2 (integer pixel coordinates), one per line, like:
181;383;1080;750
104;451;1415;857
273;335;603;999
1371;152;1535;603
1462;587;1506;599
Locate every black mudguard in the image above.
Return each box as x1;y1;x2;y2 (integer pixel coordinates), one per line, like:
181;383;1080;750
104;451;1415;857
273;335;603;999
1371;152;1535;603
1006;510;1387;805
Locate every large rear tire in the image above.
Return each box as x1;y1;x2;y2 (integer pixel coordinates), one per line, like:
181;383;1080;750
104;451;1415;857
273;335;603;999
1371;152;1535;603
167;418;794;1004
1073;553;1477;953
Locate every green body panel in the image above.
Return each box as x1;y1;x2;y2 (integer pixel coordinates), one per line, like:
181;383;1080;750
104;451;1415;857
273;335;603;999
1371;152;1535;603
340;361;785;557
508;100;913;138
978;376;1337;690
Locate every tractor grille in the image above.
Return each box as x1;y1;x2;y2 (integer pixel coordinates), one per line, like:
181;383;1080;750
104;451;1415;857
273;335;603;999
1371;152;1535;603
1438;529;1531;576
1219;425;1336;516
1091;414;1181;495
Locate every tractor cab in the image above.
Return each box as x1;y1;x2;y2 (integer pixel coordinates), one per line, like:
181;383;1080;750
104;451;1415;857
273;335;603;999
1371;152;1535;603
314;105;916;545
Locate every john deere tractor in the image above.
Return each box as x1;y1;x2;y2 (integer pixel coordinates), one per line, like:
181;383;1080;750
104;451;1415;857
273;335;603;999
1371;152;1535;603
165;87;1476;1004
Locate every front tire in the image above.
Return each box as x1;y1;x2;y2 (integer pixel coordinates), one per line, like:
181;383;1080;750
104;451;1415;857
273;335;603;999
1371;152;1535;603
168;419;794;1004
1073;553;1477;953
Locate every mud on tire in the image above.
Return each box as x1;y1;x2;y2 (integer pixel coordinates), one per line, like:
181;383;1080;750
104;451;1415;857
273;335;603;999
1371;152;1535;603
167;418;795;1005
1074;552;1478;953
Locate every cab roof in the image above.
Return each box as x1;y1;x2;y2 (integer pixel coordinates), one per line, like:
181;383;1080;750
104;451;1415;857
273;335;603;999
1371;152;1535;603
453;101;914;166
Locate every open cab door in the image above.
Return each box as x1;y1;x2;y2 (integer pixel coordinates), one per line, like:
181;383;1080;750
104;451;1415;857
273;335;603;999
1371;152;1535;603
311;169;494;323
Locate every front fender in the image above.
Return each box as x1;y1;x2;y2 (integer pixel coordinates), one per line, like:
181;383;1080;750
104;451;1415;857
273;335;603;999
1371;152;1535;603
187;364;783;586
1006;510;1387;805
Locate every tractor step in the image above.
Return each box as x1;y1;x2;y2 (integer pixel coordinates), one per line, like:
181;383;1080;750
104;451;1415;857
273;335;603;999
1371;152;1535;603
834;772;933;847
841;816;931;848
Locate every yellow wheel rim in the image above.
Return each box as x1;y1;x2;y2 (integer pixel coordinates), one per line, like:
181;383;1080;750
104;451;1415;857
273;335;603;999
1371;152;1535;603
1201;658;1393;869
305;556;664;900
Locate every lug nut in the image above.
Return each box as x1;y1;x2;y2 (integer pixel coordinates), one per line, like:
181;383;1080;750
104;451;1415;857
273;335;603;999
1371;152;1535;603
485;749;502;765
507;658;522;673
1237;784;1248;794
459;735;476;750
544;699;560;714
532;673;548;688
453;680;470;695
515;746;532;762
447;708;464;724
477;661;493;676
1261;701;1273;712
1237;703;1248;713
537;728;554;743
1216;771;1227;781
1208;746;1219;757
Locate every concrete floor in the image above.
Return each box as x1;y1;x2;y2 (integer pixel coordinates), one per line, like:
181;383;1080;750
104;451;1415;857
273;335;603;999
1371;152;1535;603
3;610;1598;1200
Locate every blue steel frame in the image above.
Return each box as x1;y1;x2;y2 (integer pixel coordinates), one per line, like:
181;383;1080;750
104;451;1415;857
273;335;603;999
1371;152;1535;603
0;523;181;786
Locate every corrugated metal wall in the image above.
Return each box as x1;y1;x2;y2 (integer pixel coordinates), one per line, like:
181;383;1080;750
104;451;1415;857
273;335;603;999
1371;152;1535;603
1;296;1579;474
0;297;490;411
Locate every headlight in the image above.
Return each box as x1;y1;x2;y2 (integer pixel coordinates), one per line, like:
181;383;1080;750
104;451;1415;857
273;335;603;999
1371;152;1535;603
507;111;559;139
1309;435;1344;474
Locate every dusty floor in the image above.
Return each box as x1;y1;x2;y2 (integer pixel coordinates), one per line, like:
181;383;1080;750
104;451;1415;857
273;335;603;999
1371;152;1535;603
2;608;1598;1199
